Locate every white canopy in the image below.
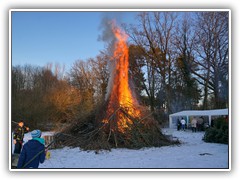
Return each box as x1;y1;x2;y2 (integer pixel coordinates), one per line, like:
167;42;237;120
169;108;228;128
169;109;228;117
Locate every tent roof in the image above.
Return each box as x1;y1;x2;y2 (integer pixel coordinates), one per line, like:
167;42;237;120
169;109;228;117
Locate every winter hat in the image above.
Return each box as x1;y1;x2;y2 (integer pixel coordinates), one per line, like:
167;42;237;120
31;129;42;138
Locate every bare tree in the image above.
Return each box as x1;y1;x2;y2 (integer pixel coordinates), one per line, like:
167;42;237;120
125;12;178;113
89;52;109;102
46;80;81;125
171;13;201;111
69;59;95;113
193;12;229;109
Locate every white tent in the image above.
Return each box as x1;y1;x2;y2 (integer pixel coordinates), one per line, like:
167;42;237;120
169;109;228;129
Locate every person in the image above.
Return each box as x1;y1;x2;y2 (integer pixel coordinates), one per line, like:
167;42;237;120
17;129;46;168
191;117;197;132
197;116;204;131
180;117;186;131
177;119;181;131
13;121;30;154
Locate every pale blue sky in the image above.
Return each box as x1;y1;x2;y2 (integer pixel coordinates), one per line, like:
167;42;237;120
11;11;138;70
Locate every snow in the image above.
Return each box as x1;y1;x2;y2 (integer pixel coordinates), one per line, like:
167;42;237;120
12;129;229;170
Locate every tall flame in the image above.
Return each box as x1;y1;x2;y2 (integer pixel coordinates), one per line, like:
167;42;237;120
102;22;140;133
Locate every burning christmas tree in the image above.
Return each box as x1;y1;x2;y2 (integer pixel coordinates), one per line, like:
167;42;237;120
55;21;177;150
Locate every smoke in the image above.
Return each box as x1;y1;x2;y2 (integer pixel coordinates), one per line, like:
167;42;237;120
98;16;115;44
98;13;123;41
105;54;116;101
98;15;120;101
98;13;133;102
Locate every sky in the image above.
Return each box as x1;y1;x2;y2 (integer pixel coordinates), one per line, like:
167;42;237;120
11;11;138;70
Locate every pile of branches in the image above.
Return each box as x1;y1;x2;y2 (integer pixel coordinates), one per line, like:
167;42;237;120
54;103;179;150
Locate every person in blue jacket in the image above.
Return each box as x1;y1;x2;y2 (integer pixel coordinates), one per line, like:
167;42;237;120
17;129;46;168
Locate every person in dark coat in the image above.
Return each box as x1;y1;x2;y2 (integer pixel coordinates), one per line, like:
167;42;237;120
13;121;29;154
17;129;46;168
177;119;181;131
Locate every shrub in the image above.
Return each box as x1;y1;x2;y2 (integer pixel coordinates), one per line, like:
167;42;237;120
203;117;228;144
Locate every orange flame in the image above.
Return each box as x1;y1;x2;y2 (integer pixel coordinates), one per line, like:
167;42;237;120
103;21;140;133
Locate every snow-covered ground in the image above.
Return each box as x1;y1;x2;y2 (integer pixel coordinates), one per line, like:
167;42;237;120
12;129;229;169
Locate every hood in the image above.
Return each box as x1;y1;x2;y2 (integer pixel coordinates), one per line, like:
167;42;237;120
32;137;45;145
25;139;45;151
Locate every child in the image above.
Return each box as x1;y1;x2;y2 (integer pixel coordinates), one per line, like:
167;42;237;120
17;130;46;168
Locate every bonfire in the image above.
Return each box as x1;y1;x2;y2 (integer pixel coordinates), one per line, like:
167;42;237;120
55;21;177;150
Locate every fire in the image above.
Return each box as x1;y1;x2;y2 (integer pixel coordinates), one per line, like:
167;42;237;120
102;21;140;133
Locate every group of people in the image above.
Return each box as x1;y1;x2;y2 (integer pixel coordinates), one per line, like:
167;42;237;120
12;121;46;168
177;117;198;132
